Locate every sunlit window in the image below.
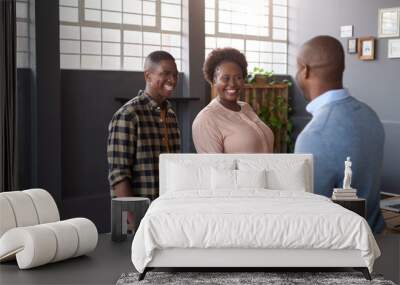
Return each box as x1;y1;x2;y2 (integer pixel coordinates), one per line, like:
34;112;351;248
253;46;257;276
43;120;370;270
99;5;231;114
59;0;182;70
16;0;31;68
205;0;288;74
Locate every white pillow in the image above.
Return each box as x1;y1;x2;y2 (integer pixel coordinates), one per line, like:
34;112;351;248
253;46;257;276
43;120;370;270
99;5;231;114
167;163;210;191
211;169;267;190
266;168;306;191
238;159;309;192
211;168;236;190
167;160;236;192
236;169;267;189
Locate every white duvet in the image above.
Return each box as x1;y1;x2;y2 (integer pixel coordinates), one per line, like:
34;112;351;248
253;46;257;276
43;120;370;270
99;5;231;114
131;190;380;273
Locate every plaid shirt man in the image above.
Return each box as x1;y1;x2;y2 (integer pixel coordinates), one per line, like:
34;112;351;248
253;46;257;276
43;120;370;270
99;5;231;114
107;90;180;199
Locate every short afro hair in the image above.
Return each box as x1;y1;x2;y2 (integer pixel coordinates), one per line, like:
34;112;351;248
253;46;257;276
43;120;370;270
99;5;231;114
203;48;248;84
144;50;175;71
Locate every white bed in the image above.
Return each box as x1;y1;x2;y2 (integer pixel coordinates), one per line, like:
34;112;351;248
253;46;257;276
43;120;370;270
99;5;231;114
131;154;380;280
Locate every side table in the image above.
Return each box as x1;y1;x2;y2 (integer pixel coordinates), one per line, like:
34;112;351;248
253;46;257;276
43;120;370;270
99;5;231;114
111;197;150;242
332;198;366;219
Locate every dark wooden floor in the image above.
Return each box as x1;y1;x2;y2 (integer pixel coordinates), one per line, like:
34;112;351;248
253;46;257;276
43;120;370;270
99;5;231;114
0;234;399;285
0;234;134;285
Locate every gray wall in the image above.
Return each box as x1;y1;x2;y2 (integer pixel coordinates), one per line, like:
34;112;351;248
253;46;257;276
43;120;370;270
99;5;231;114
288;0;400;194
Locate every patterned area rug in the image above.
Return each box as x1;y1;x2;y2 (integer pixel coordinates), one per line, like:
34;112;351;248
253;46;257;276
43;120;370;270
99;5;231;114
116;271;395;285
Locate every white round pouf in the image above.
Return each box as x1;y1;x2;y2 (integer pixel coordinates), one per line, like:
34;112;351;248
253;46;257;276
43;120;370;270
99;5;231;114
0;196;17;237
0;226;57;269
42;221;79;262
23;188;60;223
0;191;39;227
65;218;98;257
0;189;98;269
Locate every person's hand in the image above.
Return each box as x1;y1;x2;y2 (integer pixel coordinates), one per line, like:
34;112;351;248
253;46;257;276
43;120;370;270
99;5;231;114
127;211;135;231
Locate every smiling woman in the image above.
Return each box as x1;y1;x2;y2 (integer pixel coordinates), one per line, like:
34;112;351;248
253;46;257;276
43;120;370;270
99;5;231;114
192;48;274;154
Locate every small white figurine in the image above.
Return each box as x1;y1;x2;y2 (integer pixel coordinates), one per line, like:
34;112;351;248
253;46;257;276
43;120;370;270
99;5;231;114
343;157;352;189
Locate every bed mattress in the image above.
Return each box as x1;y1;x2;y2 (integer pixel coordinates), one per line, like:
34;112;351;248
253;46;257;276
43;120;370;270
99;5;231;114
131;190;380;273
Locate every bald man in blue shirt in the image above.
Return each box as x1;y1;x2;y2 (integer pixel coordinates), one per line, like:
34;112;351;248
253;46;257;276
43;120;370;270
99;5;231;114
294;36;385;233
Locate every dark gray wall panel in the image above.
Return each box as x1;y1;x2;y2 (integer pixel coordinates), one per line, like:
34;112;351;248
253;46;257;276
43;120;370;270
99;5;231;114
381;122;400;193
16;69;32;189
34;0;62;206
60;70;150;232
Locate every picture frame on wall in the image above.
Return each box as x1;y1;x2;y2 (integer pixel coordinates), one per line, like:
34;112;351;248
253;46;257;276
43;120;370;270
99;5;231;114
378;7;400;38
358;37;375;60
347;38;358;54
388;38;400;58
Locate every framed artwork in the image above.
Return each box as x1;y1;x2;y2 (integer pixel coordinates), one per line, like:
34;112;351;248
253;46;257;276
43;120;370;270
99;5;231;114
358;37;375;60
347;38;358;54
340;25;353;38
378;7;400;38
388;38;400;58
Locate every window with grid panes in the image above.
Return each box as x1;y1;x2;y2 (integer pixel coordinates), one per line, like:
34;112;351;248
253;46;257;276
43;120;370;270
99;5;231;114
205;0;288;74
59;0;182;70
16;0;31;68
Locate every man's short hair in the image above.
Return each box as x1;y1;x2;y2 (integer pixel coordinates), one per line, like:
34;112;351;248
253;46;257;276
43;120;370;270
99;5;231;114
144;51;175;71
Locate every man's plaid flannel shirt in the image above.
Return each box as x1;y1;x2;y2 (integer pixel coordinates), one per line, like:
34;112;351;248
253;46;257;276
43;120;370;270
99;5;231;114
107;91;180;199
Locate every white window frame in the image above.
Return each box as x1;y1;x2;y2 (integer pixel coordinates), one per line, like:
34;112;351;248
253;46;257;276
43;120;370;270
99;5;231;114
59;0;183;70
16;0;31;68
205;0;288;74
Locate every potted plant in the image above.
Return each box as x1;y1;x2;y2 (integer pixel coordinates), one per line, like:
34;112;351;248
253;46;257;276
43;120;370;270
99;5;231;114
246;67;294;152
258;95;294;153
246;67;274;84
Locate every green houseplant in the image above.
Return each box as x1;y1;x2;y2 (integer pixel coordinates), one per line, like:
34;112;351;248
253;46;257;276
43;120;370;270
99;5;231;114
246;67;294;152
258;96;294;153
246;67;274;84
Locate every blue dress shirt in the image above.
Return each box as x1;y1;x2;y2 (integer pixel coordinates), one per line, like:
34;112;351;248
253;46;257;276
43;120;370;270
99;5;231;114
295;89;385;233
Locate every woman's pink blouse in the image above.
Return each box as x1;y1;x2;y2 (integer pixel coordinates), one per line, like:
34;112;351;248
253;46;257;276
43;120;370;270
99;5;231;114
192;99;274;153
